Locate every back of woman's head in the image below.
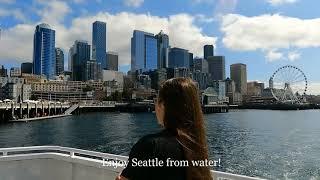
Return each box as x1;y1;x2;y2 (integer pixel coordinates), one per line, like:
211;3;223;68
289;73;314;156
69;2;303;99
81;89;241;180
158;78;212;180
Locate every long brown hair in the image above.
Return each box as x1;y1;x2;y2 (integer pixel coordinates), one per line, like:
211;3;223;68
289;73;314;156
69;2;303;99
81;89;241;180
158;77;212;180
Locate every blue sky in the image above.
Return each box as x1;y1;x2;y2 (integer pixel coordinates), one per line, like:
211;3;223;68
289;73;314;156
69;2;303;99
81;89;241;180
0;0;320;94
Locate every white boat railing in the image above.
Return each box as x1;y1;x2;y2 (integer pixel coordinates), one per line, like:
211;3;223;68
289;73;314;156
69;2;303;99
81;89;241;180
0;146;265;180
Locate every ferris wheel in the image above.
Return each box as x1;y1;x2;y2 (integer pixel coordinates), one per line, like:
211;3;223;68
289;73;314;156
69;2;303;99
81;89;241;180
270;65;307;103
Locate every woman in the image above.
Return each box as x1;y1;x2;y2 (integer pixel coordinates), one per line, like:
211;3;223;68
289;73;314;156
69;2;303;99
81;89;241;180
116;78;212;180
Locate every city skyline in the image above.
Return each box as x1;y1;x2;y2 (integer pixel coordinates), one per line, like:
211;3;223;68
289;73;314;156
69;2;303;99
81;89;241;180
0;0;320;94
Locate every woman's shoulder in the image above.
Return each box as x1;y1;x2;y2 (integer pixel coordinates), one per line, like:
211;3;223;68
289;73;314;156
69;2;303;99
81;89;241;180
131;130;175;152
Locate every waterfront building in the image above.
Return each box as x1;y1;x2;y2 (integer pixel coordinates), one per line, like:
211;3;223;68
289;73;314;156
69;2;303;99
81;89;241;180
10;67;21;77
131;30;158;72
207;56;226;81
21;73;47;84
33;23;56;79
202;87;219;105
247;81;265;97
21;63;33;74
230;63;247;95
92;21;107;69
225;78;243;105
0;77;25;85
0;65;7;77
168;48;190;68
71;41;91;81
0;83;31;102
211;80;227;102
31;80;105;101
204;45;214;60
106;52;118;71
55;48;64;76
155;31;169;69
132;88;156;100
193;58;208;73
102;70;124;90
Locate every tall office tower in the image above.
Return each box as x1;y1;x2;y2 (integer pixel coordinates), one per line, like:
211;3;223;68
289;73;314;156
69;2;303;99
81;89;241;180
21;62;33;74
10;67;21;77
189;53;194;70
92;21;107;69
33;23;56;79
155;30;169;69
193;58;208;73
131;30;158;72
68;45;75;72
106;52;119;71
55;48;64;76
0;65;7;77
168;48;190;68
85;60;102;81
71;40;91;81
204;45;214;60
207;56;226;81
230;63;247;95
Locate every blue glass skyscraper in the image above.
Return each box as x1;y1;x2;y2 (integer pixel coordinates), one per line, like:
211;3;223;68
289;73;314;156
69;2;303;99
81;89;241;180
131;30;158;72
156;31;169;69
168;47;190;68
71;40;91;81
92;21;107;69
33;23;56;79
145;35;158;71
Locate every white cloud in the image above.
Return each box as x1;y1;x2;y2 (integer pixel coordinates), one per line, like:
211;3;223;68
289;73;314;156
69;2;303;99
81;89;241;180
267;0;298;6
287;51;301;61
0;8;26;22
0;8;217;68
124;0;144;8
221;14;320;60
266;50;283;61
37;0;71;26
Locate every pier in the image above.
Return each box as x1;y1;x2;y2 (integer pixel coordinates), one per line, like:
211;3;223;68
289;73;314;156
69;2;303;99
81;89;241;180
0;101;71;123
202;104;229;113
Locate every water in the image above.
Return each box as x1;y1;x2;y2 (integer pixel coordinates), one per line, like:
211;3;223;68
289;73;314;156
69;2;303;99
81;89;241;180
0;110;319;179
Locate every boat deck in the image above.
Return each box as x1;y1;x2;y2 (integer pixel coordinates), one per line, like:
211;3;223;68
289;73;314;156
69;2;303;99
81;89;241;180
0;146;265;180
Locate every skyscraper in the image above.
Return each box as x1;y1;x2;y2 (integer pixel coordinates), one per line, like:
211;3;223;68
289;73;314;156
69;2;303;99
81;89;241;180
68;45;75;72
85;60;101;81
207;56;226;81
204;45;214;60
168;47;190;68
21;62;33;74
55;48;64;76
189;53;194;70
131;30;158;72
230;63;247;95
0;65;7;77
71;40;91;81
106;52;119;71
33;23;56;79
193;58;208;73
92;21;107;69
155;31;169;69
